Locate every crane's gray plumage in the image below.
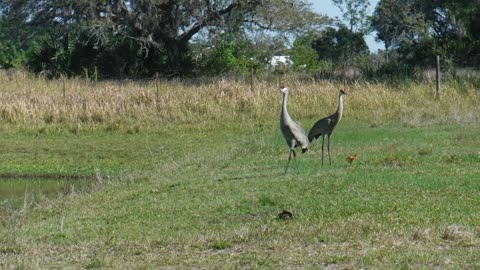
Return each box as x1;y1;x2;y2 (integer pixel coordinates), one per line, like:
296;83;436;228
308;89;347;166
278;85;309;175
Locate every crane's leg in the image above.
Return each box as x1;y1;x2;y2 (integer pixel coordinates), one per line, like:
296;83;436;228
286;140;299;175
321;135;325;167
285;149;293;175
327;135;332;165
292;149;300;174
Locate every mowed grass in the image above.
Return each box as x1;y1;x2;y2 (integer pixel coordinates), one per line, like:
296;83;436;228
1;121;479;269
0;72;480;269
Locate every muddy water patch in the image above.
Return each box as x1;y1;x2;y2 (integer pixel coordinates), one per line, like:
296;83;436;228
0;174;96;209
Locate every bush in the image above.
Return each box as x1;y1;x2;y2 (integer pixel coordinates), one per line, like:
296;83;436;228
359;60;416;81
195;40;260;76
0;41;27;69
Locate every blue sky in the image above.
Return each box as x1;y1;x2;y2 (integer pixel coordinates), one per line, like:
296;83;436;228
309;0;384;53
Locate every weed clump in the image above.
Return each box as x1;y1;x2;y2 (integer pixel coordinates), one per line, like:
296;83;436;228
413;228;432;241
441;225;473;241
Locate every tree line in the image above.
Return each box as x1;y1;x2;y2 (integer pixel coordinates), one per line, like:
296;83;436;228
0;0;479;79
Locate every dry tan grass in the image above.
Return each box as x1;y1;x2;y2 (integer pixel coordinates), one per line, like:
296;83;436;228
413;228;433;241
0;70;478;129
442;224;474;241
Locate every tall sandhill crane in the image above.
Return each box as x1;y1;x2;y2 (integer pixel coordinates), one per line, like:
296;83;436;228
278;84;310;175
308;89;347;166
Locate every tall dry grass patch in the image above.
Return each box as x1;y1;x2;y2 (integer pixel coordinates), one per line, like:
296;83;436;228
0;70;478;129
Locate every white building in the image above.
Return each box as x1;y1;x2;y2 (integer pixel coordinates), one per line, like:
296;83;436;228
267;55;293;71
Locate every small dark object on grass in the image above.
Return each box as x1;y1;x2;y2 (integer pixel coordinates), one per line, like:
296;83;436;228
279;209;293;220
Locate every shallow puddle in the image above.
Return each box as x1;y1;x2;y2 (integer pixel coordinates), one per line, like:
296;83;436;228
0;177;94;209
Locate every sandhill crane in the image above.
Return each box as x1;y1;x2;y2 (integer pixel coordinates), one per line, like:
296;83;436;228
308;89;347;166
278;84;310;175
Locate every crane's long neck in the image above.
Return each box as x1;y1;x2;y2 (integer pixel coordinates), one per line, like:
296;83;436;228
336;94;345;121
281;91;291;120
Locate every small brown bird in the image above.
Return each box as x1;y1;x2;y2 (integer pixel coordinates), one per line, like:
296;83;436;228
346;154;358;165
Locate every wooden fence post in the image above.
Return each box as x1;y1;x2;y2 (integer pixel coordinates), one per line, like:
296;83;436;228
62;76;66;100
436;55;441;98
155;72;160;103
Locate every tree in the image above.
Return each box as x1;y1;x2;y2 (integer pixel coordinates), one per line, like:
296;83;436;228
372;0;480;66
332;0;371;34
0;0;327;77
291;32;323;72
192;31;289;75
422;0;480;66
0;10;39;69
313;25;369;65
0;40;26;69
371;0;429;61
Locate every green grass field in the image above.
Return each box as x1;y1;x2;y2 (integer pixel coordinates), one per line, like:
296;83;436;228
0;74;480;269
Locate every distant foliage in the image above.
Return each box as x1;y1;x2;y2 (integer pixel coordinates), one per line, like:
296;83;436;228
0;0;326;78
196;40;252;75
199;41;237;74
0;41;26;69
292;25;369;79
292;33;323;72
313;25;369;64
359;60;416;81
27;32;73;79
332;0;371;34
2;0;480;78
372;0;480;67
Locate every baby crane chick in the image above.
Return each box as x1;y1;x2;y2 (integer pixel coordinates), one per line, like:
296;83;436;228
346;154;358;165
